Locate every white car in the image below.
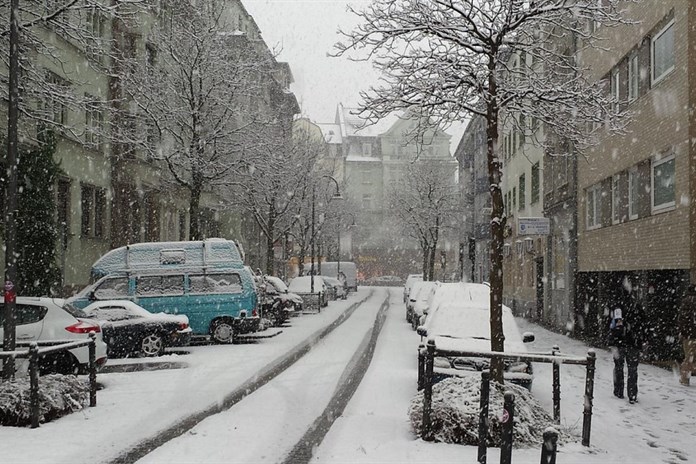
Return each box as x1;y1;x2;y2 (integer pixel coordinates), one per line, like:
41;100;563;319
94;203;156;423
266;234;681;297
1;297;108;375
409;281;439;329
403;273;423;303
288;275;328;307
417;283;535;389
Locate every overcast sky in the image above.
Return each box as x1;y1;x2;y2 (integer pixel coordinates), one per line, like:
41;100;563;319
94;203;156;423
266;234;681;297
242;0;378;124
242;0;465;150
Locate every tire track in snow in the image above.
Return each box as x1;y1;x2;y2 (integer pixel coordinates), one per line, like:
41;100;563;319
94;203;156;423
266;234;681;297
107;290;376;464
281;294;390;464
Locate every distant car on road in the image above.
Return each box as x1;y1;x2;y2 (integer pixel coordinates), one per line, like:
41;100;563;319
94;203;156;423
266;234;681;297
1;297;108;375
70;300;191;357
416;283;535;390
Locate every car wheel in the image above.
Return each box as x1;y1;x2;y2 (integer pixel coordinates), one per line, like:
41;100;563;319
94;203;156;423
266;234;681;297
141;333;165;357
211;319;235;344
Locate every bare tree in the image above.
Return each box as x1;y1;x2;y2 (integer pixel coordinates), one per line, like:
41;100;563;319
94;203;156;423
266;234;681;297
233;122;324;275
116;0;278;240
389;160;458;281
336;0;631;382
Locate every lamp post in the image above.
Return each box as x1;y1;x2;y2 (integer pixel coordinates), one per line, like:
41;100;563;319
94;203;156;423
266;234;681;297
337;212;356;277
310;175;342;295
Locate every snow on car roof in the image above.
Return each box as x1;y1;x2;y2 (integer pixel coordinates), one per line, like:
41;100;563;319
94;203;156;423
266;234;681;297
287;275;325;293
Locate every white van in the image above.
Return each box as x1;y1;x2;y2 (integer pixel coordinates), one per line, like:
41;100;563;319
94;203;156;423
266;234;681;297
319;261;357;292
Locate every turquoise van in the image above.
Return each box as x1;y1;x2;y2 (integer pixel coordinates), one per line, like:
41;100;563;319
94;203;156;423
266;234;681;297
68;239;259;343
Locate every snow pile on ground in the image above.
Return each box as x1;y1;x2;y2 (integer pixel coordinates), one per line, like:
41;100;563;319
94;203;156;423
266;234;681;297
0;375;89;426
408;376;572;447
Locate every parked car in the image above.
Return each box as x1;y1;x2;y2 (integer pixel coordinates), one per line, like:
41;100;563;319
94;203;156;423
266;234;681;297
70;300;192;357
68;239;259;344
287;275;328;308
323;276;347;300
403;273;423;302
408;281;439;329
417;283;535;390
262;276;303;325
319;261;358;292
0;297;108;375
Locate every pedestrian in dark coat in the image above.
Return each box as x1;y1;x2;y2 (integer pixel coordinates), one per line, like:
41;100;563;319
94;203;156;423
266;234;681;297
607;303;643;403
679;285;696;386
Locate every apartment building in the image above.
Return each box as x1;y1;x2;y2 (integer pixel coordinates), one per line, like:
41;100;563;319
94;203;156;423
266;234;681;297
322;105;458;279
576;1;694;360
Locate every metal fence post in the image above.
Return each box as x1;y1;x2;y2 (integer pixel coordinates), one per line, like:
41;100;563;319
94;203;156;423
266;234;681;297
478;371;490;464
540;427;558;464
29;343;40;428
552;344;561;424
417;344;425;390
582;350;596;446
89;333;97;407
421;339;435;441
500;391;515;464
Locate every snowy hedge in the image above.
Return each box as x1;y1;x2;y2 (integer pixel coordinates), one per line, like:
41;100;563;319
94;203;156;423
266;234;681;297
0;375;90;427
409;376;571;447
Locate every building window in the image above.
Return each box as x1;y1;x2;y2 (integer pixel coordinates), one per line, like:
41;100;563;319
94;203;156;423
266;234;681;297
587;185;601;230
45;71;69;126
611;174;620;224
651;155;675;212
611;69;620;112
512;186;517;211
628;167;639;220
531;162;540;204
518;174;526;210
362;193;372;209
81;184;107;238
652;20;675;84
362;143;372;157
85;95;103;149
628;54;639;101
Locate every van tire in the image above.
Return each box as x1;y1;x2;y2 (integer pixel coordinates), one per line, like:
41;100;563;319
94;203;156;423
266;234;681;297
211;319;235;344
141;333;164;357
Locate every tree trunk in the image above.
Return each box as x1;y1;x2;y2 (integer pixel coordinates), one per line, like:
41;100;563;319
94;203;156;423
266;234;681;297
486;54;505;384
265;206;276;275
189;171;202;241
421;243;429;280
427;245;436;281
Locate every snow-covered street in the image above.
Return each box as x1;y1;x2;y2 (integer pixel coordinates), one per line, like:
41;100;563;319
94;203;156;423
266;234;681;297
2;288;696;464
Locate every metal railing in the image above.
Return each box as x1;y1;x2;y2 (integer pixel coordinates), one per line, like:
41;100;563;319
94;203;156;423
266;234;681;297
418;339;596;451
0;333;99;428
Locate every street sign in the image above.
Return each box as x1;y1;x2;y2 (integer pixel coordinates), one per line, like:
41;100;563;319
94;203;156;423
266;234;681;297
517;217;550;235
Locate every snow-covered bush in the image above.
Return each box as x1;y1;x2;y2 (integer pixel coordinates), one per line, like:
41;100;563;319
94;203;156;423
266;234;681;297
409;376;572;447
0;375;90;427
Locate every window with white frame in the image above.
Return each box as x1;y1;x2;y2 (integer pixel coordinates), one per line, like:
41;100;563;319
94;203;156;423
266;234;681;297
587;185;601;229
85;95;103;148
362;143;372;157
611;70;620;112
628;54;639;101
652;155;675;212
652;20;675;84
611;174;620;224
628;167;639;219
362;193;372;209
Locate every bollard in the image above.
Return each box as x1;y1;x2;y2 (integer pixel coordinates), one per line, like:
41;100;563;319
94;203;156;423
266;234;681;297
421;339;435;441
478;371;491;464
552;344;561;424
500;391;515;464
417;344;425;390
29;343;40;428
582;350;596;446
89;333;97;407
540;427;558;464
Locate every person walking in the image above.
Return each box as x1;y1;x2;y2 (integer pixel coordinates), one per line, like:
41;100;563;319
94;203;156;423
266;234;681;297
678;285;696;386
607;303;644;404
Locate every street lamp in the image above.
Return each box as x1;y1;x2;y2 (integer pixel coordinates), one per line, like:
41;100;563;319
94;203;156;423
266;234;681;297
337;212;356;278
310;175;342;296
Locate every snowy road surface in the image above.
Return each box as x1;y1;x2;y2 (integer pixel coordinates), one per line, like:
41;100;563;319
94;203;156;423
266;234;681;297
2;287;696;464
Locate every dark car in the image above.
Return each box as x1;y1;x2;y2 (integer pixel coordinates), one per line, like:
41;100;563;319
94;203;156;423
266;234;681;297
70;300;192;357
262;276;303;325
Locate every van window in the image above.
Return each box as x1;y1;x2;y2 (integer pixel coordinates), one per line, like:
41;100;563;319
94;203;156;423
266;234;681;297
137;275;185;296
189;273;242;294
94;277;129;299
